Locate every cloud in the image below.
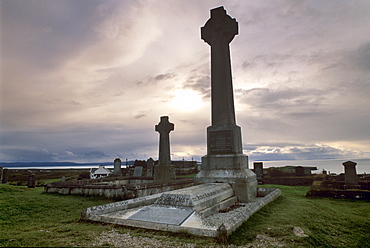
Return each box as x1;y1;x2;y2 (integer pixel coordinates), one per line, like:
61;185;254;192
154;73;176;81
1;1;369;163
245;143;368;161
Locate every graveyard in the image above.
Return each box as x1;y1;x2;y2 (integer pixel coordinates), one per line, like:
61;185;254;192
77;6;280;240
1;183;369;247
2;5;369;247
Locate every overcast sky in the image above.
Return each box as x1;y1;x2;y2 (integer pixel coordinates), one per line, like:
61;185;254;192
1;0;370;163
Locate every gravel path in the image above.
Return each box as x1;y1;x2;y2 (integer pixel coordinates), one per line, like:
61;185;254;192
90;229;287;247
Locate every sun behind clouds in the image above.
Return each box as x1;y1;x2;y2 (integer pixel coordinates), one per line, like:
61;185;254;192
171;89;203;111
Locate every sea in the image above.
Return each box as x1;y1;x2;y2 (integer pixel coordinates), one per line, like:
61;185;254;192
1;158;369;174
251;158;370;174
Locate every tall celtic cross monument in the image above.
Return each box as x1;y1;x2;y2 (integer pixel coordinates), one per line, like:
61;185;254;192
195;6;257;202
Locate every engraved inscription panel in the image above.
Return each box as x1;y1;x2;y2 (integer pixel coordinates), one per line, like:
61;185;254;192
209;130;234;154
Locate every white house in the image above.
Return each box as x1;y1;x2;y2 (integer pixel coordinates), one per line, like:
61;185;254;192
90;165;112;179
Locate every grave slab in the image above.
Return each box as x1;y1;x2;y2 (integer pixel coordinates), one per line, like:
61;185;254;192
128;206;194;225
82;183;281;238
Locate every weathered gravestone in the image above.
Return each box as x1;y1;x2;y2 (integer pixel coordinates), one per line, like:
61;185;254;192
114;158;122;176
343;161;360;189
133;166;143;177
253;162;264;184
0;167;3;183
146;158;154;177
154;116;176;181
2;168;8;184
195;6;257;202
28;173;36;188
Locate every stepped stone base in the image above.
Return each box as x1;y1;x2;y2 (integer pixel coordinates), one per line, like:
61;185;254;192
195;154;258;202
81;183;281;238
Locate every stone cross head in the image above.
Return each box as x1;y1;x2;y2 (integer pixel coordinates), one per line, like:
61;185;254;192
201;6;238;46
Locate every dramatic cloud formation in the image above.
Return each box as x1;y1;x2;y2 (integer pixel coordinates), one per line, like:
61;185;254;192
1;0;370;163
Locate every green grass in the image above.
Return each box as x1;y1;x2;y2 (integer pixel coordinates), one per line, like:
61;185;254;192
0;185;114;247
1;184;369;247
0;184;215;247
229;185;370;247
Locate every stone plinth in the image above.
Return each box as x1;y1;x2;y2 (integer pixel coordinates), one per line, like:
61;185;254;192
343;161;360;189
197;154;256;202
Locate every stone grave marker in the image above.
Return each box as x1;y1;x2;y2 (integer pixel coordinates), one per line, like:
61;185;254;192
154;116;176;181
253;162;264;184
146;158;154;177
133;166;143;177
343;161;360;189
2;168;8;184
195;6;257;202
114;158;122;176
28;173;36;188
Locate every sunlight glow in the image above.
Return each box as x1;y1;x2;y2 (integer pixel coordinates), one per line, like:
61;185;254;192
171;89;203;111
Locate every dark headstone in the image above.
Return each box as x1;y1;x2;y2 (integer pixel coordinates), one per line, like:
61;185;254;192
2;168;8;184
146;158;154;177
28;173;36;188
295;166;305;176
114;158;122;176
342;161;360;189
253;162;264;184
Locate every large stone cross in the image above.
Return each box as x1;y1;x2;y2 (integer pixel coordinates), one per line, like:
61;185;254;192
155;116;174;165
201;6;238;126
201;6;238;46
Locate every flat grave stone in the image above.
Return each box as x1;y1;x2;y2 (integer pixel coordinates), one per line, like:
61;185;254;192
127;206;194;225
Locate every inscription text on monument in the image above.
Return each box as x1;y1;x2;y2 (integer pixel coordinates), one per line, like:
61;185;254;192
209;130;234;154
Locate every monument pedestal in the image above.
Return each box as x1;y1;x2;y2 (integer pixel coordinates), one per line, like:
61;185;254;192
196;124;257;202
196;153;257;202
154;164;176;181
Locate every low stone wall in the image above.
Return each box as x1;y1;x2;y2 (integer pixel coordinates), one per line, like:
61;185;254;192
264;177;313;186
45;178;197;200
307;189;370;200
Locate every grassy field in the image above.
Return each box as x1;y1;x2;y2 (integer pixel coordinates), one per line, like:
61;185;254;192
5;169;88;186
0;184;369;247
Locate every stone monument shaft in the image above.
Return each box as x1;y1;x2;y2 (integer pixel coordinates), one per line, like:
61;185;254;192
155;116;174;165
201;6;238;126
196;6;257;203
